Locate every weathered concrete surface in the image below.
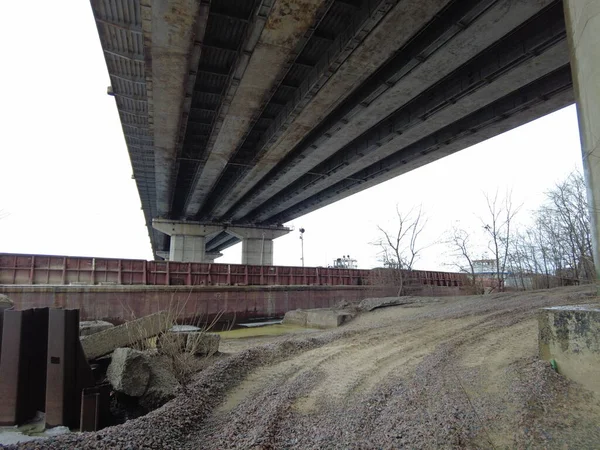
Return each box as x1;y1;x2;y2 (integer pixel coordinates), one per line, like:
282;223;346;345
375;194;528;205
158;331;220;355
277;87;574;222
252;40;571;221
106;348;151;397
152;220;223;262
146;0;202;217
217;0;454;218
226;0;557;220
358;296;428;312
79;320;114;337
564;0;600;281
184;0;331;217
139;353;179;410
283;308;353;328
538;305;600;393
81;311;170;360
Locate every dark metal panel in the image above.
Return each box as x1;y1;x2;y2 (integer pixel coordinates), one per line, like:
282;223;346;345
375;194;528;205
46;309;94;429
0;309;48;426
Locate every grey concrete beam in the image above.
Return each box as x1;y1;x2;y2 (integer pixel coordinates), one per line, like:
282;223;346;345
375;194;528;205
182;0;331;218
267;68;574;224
247;10;569;222
563;0;600;281
209;0;455;218
146;0;203;217
225;0;557;221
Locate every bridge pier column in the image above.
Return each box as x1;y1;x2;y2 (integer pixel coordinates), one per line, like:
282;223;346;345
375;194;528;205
226;227;290;266
564;0;600;282
152;220;222;262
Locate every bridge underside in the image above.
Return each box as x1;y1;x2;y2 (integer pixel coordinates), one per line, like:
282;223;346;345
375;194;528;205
91;0;577;259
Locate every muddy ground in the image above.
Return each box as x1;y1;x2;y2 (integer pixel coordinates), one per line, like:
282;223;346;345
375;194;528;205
12;285;600;449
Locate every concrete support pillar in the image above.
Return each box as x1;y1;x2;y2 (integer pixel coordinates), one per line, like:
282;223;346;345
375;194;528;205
226;226;290;266
169;235;206;263
564;0;600;281
152;220;221;263
242;238;274;266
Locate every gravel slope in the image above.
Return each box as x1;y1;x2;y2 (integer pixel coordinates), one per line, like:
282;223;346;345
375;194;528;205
11;285;600;449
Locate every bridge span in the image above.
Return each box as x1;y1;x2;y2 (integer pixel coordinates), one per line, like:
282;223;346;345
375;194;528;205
89;0;600;276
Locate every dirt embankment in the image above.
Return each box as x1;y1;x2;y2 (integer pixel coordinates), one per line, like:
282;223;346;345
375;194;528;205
13;285;600;449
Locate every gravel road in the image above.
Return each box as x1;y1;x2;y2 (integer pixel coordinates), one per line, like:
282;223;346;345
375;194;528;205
10;285;600;449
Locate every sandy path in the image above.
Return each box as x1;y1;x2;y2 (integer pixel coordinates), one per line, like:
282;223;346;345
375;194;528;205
188;287;600;449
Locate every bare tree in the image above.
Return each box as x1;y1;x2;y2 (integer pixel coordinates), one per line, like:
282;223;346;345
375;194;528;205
481;190;520;292
446;225;482;294
373;205;427;295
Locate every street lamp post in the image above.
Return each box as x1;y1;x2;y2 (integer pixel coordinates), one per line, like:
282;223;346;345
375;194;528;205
299;227;305;267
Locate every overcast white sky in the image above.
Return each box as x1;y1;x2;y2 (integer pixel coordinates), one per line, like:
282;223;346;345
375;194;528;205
0;1;584;271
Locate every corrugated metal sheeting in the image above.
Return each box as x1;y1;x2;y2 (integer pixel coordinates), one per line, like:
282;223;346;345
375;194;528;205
0;253;467;288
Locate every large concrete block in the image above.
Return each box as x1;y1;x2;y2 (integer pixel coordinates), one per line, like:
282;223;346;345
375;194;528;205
283;308;354;328
157;331;220;356
81;311;169;360
139;354;179;410
281;309;308;327
79;320;114;337
538;305;600;393
106;348;150;397
306;310;353;328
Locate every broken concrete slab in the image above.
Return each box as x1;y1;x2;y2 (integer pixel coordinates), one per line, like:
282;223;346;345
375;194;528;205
106;348;150;397
81;311;169;360
358;296;426;311
283;308;354;328
281;309;308;327
185;333;220;355
79;320;114;337
157;331;220;356
539;305;600;393
139;354;179;410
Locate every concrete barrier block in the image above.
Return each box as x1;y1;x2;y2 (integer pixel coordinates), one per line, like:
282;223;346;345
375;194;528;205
106;348;150;397
282;309;308;326
306;310;353;328
185;332;220;355
81;311;169;360
79;320;114;337
283;308;354;328
538;305;600;393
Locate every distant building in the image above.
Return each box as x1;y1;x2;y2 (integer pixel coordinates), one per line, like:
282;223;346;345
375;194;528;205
332;255;358;269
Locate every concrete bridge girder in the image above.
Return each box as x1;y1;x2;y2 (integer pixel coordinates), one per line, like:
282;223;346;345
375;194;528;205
250;27;571;221
182;0;333;218
221;0;559;221
209;0;457;219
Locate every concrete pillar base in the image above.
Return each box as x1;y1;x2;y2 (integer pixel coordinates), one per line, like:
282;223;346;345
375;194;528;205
152;220;222;263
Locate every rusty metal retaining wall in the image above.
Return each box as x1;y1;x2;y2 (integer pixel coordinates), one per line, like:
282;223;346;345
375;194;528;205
0;253;467;288
0;285;408;323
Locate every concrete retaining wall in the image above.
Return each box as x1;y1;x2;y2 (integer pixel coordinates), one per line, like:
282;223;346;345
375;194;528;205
538;305;600;393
